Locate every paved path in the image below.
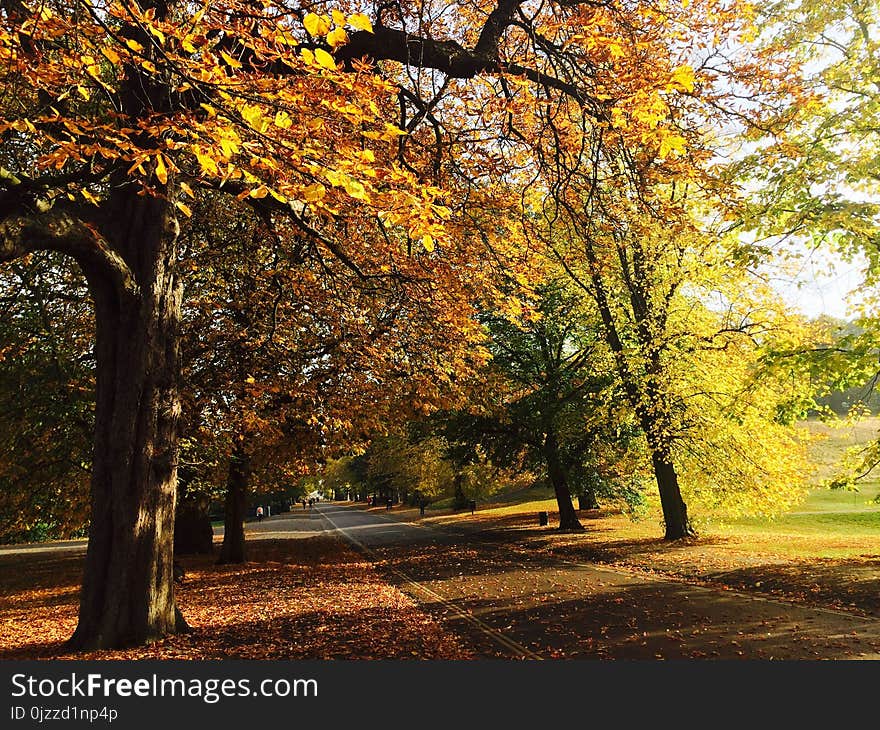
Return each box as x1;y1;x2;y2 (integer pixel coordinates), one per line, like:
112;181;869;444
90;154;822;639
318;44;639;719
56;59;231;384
0;509;325;555
315;502;880;659
8;502;880;658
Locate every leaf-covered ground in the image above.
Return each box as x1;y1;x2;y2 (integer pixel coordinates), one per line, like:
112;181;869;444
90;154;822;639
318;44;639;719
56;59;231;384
0;537;472;660
359;508;880;659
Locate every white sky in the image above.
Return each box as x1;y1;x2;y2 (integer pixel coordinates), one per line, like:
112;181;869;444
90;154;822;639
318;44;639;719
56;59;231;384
769;247;866;321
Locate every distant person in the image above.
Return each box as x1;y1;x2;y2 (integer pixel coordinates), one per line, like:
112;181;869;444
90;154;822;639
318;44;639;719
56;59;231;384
256;506;264;523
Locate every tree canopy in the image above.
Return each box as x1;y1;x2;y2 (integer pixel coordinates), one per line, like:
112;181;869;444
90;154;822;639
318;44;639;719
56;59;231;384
0;0;857;649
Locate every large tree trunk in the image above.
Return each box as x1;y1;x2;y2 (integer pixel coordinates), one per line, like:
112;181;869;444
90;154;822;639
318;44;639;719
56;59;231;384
218;441;250;564
174;465;213;556
578;491;599;511
68;191;185;650
651;450;694;540
452;472;469;511
174;500;214;556
544;432;583;532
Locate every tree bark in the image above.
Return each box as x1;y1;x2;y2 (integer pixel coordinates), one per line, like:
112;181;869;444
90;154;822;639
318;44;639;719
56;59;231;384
174;501;214;556
174;465;213;556
452;472;469;511
218;441;250;564
544;432;583;531
651;449;694;540
578;491;599;511
68;191;185;650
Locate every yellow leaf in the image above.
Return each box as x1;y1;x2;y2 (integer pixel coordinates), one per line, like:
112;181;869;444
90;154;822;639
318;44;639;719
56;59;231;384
195;151;218;175
658;133;687;158
670;64;695;93
347;13;373;32
303;12;330;37
125;39;144;53
303;183;326;202
314;48;336;70
607;41;625;58
148;25;165;45
380;122;407;140
326;27;348;48
422;234;435;252
342;177;369;202
220;51;242;69
249;185;269;199
101;46;121;64
155;154;168;185
332;10;346;25
241;105;268;132
274;110;292;129
81;189;99;205
175;200;192;217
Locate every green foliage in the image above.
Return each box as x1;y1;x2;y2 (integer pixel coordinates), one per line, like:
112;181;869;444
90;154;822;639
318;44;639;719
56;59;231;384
437;280;648;510
0;254;93;543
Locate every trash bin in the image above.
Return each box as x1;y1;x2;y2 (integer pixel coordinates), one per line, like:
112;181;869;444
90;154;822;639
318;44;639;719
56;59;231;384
538;511;548;526
469;500;476;514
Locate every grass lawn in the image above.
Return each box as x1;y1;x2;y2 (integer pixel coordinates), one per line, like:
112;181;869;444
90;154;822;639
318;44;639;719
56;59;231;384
707;418;880;560
381;417;880;615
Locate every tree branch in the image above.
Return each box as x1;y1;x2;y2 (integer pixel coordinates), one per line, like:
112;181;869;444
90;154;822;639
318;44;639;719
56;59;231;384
0;210;140;299
335;26;588;107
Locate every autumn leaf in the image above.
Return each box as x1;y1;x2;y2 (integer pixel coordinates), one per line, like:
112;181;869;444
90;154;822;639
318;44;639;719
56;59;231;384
302;183;326;202
670;65;696;93
658;133;687;158
303;12;330;37
347;14;373;33
154;154;168;185
326;27;348;48
314;48;337;70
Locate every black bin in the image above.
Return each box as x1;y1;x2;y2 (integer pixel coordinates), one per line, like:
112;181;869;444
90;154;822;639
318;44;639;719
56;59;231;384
538;511;549;526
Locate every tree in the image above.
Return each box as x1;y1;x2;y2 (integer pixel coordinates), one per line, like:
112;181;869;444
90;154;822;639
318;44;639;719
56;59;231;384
736;0;880;490
0;1;459;648
439;281;626;530
0;0;813;646
174;191;490;562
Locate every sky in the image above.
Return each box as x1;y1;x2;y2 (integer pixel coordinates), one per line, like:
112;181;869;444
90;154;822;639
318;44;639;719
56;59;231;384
769;247;867;321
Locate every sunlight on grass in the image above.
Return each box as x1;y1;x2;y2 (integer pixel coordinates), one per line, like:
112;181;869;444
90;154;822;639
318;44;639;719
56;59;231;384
424;418;880;562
